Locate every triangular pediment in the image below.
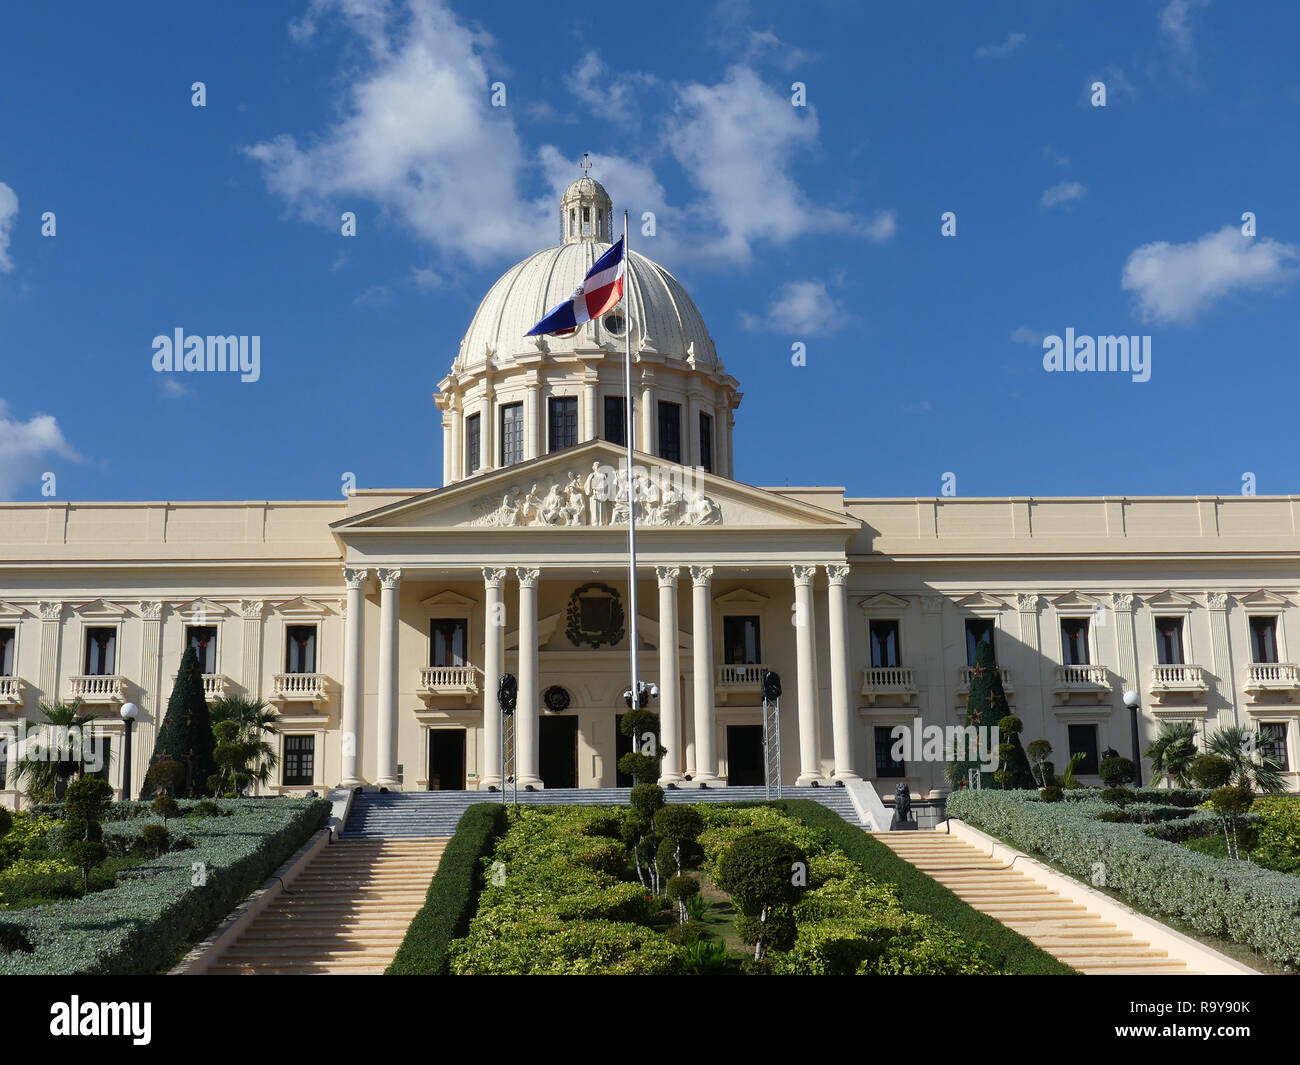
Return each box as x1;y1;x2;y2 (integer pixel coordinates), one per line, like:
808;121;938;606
421;589;477;610
0;601;29;619
953;592;1006;611
72;599;129;619
1240;589;1292;607
1051;591;1103;611
270;596;336;619
714;588;770;606
331;440;857;535
1145;589;1196;609
858;593;909;613
173;597;231;620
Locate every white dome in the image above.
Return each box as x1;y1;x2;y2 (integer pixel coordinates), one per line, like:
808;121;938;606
457;242;719;372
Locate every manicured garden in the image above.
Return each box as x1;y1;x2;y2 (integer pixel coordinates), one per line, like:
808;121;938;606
389;796;1072;975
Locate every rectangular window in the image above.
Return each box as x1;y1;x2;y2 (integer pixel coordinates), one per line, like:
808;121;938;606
1154;617;1185;665
1260;722;1290;771
285;625;317;674
699;412;714;473
430;618;468;668
657;401;681;463
500;402;524;466
0;627;14;676
723;616;762;665
874;726;905;778
548;396;578;452
869;620;900;668
1060;618;1090;665
1067;724;1100;776
1250;616;1279;664
186;625;218;674
283;735;315;786
604;396;626;446
466;413;481;473
964;618;995;667
84;627;117;676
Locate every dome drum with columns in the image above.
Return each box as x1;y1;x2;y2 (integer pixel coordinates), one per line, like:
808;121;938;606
435;178;741;485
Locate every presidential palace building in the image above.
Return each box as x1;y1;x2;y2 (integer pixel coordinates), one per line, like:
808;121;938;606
2;177;1298;805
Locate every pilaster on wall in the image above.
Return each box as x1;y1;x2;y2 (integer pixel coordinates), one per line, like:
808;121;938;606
1110;593;1138;691
37;601;63;701
1015;594;1044;726
919;595;948;719
1206;592;1237;726
241;601;264;696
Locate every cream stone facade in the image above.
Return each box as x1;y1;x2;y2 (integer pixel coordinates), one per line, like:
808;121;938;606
2;180;1299;805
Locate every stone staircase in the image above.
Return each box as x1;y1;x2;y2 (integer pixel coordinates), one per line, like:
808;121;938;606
872;831;1201;975
204;838;447;974
340;785;864;839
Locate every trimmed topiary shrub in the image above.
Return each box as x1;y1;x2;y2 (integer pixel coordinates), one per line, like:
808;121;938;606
1099;756;1137;787
716;831;806;961
1191;754;1233;790
143;646;216;798
1100;787;1136;807
1040;786;1063;803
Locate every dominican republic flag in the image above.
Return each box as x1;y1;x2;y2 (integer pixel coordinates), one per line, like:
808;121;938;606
526;237;625;337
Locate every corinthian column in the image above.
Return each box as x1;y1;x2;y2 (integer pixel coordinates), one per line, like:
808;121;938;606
481;568;506;789
793;565;825;785
516;568;542;788
656;567;683;784
340;568;367;786
690;566;719;785
825;564;859;781
375;568;401;788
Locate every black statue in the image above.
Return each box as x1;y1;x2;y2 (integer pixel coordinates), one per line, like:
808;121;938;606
889;782;917;831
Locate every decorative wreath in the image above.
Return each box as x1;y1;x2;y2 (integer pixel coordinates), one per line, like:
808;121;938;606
564;582;625;650
543;685;571;713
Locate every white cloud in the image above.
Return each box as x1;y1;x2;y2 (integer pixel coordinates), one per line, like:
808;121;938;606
354;283;394;307
1160;0;1211;56
0;182;18;273
160;379;192;399
1121;225;1300;323
1010;326;1047;345
665;66;889;262
740;279;847;336
245;0;551;265
0;401;77;499
570;51;656;124
975;32;1027;59
1041;180;1086;208
411;266;443;290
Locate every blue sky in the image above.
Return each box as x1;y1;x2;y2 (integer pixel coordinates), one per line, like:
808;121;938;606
2;0;1298;503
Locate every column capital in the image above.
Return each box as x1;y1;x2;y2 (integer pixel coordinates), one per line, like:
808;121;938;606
240;599;264;620
138;600;163;621
823;563;850;586
377;567;403;588
38;601;64;621
792;565;817;587
920;595;944;615
1109;592;1136;612
516;567;540;587
482;567;508;589
1015;593;1041;613
656;566;680;587
690;565;713;587
343;567;369;590
1205;591;1230;611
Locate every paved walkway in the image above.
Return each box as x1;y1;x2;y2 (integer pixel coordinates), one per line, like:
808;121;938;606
872;831;1201;974
204;838;447;974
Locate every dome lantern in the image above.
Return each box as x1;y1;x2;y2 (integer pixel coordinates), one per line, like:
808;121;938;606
561;159;613;245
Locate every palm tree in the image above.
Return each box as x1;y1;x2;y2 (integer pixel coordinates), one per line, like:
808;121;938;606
1206;725;1286;795
11;699;101;803
1145;722;1198;788
209;695;279;794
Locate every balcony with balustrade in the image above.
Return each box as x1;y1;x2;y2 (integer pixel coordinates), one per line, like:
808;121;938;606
860;666;917;705
0;676;24;707
716;663;764;702
1243;662;1300;702
418;665;479;705
202;674;231;703
70;674;126;705
1148;663;1209;702
954;666;1014;702
1053;663;1110;702
270;672;329;707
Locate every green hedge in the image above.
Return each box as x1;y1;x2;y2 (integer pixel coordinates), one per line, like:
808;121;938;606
386;802;508;975
946;789;1300;969
0;797;329;974
766;800;1076;975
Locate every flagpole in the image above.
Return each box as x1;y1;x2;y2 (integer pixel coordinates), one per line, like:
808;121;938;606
623;209;641;726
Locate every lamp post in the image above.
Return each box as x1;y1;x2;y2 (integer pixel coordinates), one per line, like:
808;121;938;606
1122;689;1143;786
119;701;139;800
